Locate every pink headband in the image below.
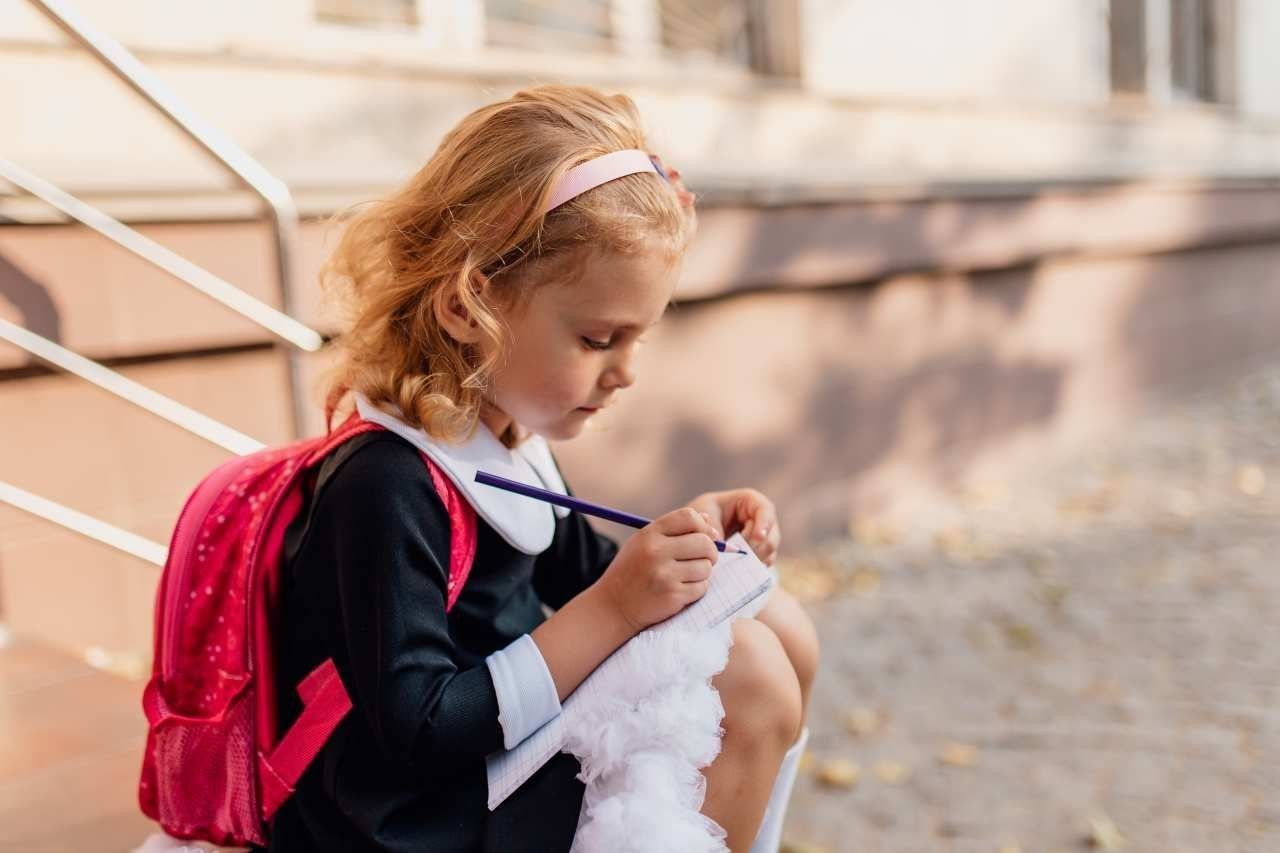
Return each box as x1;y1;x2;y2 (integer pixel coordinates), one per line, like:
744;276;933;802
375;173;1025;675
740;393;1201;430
541;148;666;214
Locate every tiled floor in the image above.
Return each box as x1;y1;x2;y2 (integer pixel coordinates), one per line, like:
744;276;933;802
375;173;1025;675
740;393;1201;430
0;637;155;852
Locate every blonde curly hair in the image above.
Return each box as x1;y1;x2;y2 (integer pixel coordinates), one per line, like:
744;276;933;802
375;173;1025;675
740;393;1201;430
320;84;697;448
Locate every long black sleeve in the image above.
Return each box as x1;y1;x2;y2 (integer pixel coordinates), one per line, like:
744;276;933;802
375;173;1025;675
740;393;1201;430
304;435;505;776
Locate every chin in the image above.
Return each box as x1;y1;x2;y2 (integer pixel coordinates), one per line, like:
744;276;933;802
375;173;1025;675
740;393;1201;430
540;417;589;442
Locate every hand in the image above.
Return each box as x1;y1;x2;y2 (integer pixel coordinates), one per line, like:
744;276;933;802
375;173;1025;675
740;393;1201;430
595;507;721;632
650;153;696;209
686;488;781;566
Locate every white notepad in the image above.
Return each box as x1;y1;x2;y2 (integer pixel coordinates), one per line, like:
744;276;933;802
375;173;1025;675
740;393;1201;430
485;533;775;810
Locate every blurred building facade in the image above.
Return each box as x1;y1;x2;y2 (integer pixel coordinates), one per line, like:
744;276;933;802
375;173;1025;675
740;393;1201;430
2;0;1280;667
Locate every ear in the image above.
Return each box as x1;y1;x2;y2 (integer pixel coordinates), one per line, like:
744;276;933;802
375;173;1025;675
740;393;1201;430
434;269;490;345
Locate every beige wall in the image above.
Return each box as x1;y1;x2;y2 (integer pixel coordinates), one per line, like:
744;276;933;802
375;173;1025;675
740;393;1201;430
800;0;1111;105
1236;0;1280;119
4;0;1280;663
4;180;1279;663
4;0;1280;223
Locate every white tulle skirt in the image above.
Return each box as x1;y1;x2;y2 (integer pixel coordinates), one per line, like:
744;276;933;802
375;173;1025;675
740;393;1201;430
566;591;770;853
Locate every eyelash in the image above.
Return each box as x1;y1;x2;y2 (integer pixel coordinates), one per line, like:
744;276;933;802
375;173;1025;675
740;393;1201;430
581;335;650;351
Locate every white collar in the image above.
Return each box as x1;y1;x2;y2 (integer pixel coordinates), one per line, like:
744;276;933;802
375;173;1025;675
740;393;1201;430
354;393;569;555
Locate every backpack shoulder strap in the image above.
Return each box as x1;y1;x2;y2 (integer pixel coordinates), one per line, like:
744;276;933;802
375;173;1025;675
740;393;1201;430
302;433;477;613
418;453;478;612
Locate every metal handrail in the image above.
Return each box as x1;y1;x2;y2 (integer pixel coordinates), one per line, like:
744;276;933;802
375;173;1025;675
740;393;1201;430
0;158;323;353
0;480;167;566
0;319;265;566
27;0;313;435
0;319;265;456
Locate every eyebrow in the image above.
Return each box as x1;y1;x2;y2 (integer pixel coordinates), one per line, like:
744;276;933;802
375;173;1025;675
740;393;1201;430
584;301;675;332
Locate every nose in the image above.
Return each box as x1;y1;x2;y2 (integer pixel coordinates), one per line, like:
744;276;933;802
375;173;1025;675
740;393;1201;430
603;348;637;391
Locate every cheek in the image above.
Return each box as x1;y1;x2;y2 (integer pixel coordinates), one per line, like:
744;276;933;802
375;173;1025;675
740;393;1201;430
518;342;591;408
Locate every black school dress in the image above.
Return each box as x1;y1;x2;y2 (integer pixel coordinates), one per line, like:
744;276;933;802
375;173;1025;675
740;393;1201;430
262;430;619;852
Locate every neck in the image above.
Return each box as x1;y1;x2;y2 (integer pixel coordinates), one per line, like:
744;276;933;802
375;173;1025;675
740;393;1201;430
479;401;519;447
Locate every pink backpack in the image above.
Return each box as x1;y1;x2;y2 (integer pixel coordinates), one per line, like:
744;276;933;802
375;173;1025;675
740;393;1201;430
138;413;478;846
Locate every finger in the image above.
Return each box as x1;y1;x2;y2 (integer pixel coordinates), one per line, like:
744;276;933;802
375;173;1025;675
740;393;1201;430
697;511;724;540
679;577;710;604
655;507;708;536
679;558;713;584
749;508;777;548
670;532;720;563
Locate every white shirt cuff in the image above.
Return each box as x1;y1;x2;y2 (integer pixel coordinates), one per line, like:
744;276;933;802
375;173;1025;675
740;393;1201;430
485;633;562;750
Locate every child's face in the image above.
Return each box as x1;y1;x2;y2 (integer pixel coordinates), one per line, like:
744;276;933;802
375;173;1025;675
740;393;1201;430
484;245;681;442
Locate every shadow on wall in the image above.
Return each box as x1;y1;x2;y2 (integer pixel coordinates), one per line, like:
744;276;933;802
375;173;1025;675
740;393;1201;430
644;269;1066;545
588;181;1280;550
0;251;60;351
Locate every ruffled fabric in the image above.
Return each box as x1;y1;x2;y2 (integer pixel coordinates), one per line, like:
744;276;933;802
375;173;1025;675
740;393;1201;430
564;616;737;853
134;833;245;852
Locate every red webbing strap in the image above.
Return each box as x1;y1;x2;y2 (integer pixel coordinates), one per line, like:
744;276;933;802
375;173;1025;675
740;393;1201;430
421;453;478;612
259;658;351;820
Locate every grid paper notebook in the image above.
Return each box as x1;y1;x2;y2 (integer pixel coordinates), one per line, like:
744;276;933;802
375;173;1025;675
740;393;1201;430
485;532;775;809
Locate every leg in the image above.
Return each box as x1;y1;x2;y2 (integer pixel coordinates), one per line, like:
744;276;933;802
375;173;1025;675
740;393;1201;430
753;586;821;722
703;619;803;852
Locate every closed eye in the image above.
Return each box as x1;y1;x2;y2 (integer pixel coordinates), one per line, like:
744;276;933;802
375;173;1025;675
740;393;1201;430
581;336;612;351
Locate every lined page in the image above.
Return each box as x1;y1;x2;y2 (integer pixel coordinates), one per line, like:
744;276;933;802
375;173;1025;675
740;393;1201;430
485;533;774;809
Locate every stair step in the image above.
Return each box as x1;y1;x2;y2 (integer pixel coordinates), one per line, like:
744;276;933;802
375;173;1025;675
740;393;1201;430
0;638;154;852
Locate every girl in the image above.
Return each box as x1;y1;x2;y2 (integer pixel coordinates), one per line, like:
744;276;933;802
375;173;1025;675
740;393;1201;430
269;84;819;852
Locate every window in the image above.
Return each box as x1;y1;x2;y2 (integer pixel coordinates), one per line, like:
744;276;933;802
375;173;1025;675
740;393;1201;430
1172;0;1228;101
1109;0;1147;96
485;0;614;53
1108;0;1235;105
482;0;800;75
658;0;801;74
315;0;419;30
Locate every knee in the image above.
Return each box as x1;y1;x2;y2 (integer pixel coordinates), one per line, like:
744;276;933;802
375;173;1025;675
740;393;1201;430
715;619;803;747
760;588;822;697
781;603;821;697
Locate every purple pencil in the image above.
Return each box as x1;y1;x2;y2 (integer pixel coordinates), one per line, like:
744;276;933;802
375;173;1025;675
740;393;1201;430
475;470;749;555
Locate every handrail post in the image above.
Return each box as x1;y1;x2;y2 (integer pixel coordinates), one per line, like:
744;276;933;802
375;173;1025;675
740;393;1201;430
27;0;314;436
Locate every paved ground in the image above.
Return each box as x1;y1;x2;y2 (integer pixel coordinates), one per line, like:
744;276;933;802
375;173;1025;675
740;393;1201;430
777;363;1280;853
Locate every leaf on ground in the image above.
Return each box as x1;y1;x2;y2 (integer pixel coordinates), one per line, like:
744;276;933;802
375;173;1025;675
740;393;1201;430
844;707;884;737
848;565;882;598
938;741;979;768
873;759;910;783
1001;621;1041;652
934;527;999;562
1057;487;1114;519
1236;464;1267;496
934;527;974;559
816;758;860;789
1087;814;1125;849
776;557;841;603
850;516;899;547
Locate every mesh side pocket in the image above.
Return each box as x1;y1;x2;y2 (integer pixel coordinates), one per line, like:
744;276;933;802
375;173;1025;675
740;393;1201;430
149;688;265;847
